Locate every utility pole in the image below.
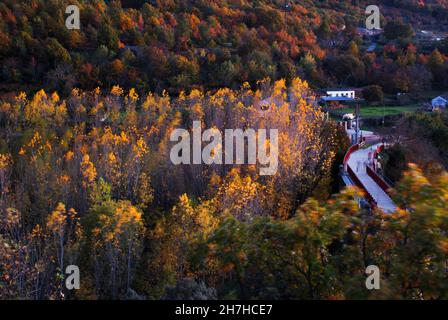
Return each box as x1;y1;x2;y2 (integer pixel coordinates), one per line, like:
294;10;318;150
355;102;361;144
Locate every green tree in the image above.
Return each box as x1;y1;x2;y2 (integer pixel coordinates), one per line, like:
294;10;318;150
380;144;408;183
384;21;414;40
387;164;448;299
192;187;364;299
317;18;331;40
46;38;71;65
362;85;384;103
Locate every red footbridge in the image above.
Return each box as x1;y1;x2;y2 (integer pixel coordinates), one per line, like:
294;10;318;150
342;138;396;213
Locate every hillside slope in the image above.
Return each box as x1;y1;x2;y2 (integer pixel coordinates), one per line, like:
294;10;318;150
0;0;447;95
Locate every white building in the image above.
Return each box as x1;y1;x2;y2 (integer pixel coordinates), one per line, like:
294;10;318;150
326;89;356;99
431;96;448;111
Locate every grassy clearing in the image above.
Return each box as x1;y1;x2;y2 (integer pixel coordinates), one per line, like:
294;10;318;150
330;104;421;119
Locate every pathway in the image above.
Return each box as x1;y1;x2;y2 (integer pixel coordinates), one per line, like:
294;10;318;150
346;143;396;213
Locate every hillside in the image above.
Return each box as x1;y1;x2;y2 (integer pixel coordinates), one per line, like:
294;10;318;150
1;0;447;96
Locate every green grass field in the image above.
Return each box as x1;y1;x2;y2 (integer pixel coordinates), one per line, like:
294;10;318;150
330;104;421;119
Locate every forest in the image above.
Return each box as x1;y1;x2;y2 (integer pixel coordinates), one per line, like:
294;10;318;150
1;0;448;96
0;0;447;300
0;79;447;299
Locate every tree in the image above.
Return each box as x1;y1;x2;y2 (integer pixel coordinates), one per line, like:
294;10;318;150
299;53;317;79
317;18;331;40
380;144;408;183
348;41;359;57
384;21;414;40
192;187;364;299
46;203;81;298
151;194;218;290
46;38;71;66
387;164;448;299
85;200;146;298
362;85;384;103
427;49;444;73
324;55;365;86
427;49;446;88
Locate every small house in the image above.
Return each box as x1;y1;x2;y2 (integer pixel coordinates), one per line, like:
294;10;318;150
431;96;448;111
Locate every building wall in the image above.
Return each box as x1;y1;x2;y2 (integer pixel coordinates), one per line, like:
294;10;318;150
326;90;355;98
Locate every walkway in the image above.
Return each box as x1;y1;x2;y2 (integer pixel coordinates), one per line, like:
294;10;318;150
346;143;396;213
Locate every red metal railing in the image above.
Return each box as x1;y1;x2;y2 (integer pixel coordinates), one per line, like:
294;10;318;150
343;142;377;207
343;144;359;166
347;165;377;206
366;165;392;196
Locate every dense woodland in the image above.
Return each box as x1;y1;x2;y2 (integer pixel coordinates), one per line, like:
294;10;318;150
0;79;447;299
1;0;448;96
0;0;448;300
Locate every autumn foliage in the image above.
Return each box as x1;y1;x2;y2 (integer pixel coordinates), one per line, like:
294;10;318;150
0;77;446;299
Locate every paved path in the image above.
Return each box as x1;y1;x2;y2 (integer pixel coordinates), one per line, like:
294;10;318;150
346;129;379;142
347;143;396;213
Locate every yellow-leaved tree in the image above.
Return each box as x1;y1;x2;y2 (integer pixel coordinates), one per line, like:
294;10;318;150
85;199;146;298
